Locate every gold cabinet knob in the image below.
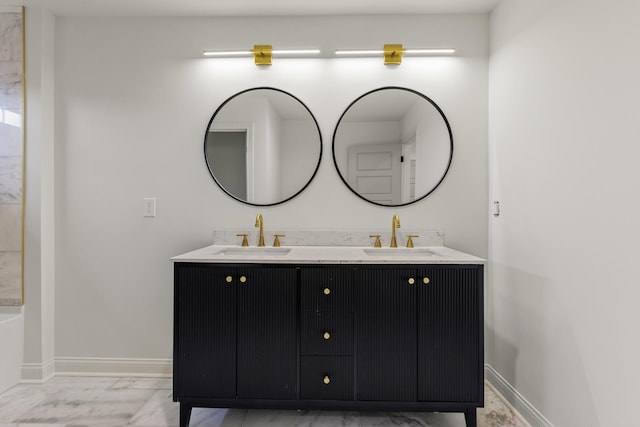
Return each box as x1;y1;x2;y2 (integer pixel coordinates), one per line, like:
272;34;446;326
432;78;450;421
225;276;233;283
323;287;331;295
323;332;331;340
423;277;430;285
239;276;247;283
408;277;415;285
323;375;331;385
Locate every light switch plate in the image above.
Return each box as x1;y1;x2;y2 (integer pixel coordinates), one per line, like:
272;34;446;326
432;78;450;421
144;198;156;217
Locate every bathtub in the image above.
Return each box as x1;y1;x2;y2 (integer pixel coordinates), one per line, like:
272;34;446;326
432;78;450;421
0;306;23;394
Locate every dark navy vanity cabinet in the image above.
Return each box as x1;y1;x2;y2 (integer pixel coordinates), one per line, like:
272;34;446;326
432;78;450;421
173;262;483;427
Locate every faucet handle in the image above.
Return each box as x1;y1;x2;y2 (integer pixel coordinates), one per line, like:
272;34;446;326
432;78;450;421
273;234;285;247
369;235;382;248
236;233;249;247
406;235;419;248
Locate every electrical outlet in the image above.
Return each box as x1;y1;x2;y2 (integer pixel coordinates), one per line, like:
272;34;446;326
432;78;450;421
144;198;156;217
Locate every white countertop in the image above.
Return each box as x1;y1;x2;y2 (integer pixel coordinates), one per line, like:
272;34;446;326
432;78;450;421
171;245;485;265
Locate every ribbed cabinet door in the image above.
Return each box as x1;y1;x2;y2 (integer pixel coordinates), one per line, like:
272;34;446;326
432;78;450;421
175;264;237;398
237;267;298;399
417;266;483;403
355;268;417;401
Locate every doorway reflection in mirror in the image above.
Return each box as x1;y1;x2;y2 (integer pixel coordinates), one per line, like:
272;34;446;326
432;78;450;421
333;87;452;207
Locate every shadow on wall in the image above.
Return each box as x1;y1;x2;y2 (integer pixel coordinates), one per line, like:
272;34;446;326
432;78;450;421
490;263;601;426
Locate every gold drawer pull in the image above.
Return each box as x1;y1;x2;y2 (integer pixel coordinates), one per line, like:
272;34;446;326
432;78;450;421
225;276;233;283
240;276;247;283
423;277;430;285
323;375;331;385
323;332;331;340
408;277;415;285
323;287;331;295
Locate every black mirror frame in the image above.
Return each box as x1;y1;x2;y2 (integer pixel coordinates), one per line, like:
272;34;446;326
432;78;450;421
332;86;453;207
204;87;323;207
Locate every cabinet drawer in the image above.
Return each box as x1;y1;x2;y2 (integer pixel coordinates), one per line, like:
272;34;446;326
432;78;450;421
300;356;353;400
301;312;353;355
301;268;353;312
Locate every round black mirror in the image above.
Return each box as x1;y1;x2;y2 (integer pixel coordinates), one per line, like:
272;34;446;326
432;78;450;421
332;87;453;206
205;87;322;206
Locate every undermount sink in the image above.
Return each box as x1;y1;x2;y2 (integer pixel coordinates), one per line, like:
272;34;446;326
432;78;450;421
217;247;292;256
362;248;436;257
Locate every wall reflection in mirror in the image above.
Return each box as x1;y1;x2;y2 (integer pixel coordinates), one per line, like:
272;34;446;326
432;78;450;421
332;87;453;206
204;87;322;206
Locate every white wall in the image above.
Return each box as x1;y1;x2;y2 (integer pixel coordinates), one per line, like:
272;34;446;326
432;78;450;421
47;14;488;362
23;6;56;381
401;100;450;196
489;0;640;425
280;120;318;199
264;98;281;202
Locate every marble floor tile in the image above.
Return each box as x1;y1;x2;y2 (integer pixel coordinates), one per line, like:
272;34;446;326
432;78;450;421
189;408;248;427
128;389;179;426
112;377;172;390
359;411;464;427
478;384;529;427
0;424;65;427
241;409;360;427
0;384;50;421
43;376;120;389
11;377;156;425
0;377;529;427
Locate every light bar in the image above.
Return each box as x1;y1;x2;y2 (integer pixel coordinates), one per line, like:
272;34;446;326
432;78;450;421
203;45;320;65
203;50;253;57
272;49;321;55
335;44;456;64
335;49;385;55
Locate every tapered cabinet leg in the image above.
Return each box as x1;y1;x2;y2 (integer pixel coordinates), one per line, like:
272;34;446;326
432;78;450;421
464;408;477;427
179;403;192;427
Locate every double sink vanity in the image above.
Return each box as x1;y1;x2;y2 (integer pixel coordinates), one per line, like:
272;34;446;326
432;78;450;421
177;84;482;426
172;220;485;427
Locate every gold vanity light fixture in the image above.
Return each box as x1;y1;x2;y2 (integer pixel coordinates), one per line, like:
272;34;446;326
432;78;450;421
335;44;455;64
203;44;321;65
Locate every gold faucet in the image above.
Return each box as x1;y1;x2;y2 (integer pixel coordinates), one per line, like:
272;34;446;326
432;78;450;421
390;214;401;248
255;213;265;247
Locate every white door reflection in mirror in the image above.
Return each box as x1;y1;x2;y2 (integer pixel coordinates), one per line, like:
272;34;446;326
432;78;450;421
348;143;402;205
333;87;452;207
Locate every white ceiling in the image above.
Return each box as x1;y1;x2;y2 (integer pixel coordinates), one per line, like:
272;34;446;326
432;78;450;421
20;0;501;16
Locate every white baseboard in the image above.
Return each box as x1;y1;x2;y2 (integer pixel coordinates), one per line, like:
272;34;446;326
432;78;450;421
32;357;173;382
22;357;171;381
21;358;55;383
54;357;172;377
485;364;554;427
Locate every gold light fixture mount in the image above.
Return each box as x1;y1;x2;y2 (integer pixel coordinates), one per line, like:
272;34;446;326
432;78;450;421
383;44;404;65
253;44;273;65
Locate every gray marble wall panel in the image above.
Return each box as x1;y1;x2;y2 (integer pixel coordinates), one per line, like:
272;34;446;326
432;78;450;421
0;7;23;306
0;251;21;304
0;156;22;203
